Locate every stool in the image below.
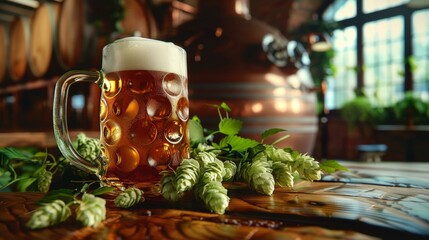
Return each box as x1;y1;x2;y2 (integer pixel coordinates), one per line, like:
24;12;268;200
356;144;388;162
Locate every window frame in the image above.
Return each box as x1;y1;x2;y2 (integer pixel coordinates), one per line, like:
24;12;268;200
324;0;429;109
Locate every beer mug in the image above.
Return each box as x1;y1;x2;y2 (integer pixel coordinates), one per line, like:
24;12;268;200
53;37;190;188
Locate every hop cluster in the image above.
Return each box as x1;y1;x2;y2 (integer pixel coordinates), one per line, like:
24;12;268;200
76;193;106;227
114;187;144;208
292;153;321;181
37;169;53;192
26;200;71;229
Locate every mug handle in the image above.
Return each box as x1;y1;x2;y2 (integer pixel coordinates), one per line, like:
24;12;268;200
53;70;106;176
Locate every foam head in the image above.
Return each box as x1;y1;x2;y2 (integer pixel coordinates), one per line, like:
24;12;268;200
102;37;187;78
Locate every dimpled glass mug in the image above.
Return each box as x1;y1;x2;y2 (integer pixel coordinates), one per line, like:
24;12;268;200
53;37;190;189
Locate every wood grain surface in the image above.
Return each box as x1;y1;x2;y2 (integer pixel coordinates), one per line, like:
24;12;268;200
1;161;428;240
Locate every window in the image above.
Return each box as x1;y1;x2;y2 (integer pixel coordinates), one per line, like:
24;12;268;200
412;9;429;101
363;16;404;106
326;27;357;109
323;0;429;110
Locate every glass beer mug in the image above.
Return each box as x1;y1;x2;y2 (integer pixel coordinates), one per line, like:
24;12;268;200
53;37;190;188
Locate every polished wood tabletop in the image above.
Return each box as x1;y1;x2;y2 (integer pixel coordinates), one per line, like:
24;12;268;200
1;161;428;240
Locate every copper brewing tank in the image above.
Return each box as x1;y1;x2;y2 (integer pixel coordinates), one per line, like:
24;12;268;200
167;0;318;153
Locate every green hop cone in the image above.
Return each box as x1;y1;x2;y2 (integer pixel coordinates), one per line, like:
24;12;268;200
195;181;229;214
37;169;53;192
292;153;322;181
114;187;144;208
200;159;225;183
272;162;294;188
241;158;275;195
223;160;237;182
160;171;183;202
196;151;218;167
263;145;294;163
175;158;200;193
75;133;100;161
76;193;106;227
27;200;71;229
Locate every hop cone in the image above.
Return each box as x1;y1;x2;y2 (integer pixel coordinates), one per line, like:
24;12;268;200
241;159;275;195
272;162;294;188
263;145;293;163
175;158;200;193
200;159;225;183
27;200;71;229
196;151;217;167
160;171;183;202
37;169;53;192
195;181;229;214
114;187;144;208
75;133;100;161
223;160;237;182
292;153;321;181
76;193;106;227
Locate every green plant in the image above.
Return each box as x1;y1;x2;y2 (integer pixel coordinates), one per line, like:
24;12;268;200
393;91;429;126
340;95;377;128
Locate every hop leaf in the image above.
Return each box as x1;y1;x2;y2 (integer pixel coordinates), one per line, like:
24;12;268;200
175;159;200;193
160;171;183;202
27;200;71;229
240;158;275;195
114;187;144;208
292;153;321;181
272;162;294;188
76;193;106;227
223;160;237;182
195;181;229;214
37;169;53;192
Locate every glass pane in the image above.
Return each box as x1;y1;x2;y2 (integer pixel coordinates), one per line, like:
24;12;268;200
413;10;429;35
412;9;429;104
326;26;357;109
363;16;405;106
363;0;409;13
323;0;357;21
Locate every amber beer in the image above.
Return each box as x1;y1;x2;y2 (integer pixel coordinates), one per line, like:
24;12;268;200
100;38;189;184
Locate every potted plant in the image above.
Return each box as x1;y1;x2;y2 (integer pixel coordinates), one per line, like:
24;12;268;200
393;91;429;127
340;95;378;133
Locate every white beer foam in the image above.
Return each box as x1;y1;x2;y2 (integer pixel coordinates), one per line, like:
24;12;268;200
102;37;187;78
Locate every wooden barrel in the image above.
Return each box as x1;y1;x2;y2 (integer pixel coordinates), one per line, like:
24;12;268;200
56;0;90;69
0;24;8;85
29;1;60;78
120;0;158;38
56;0;158;71
8;16;30;82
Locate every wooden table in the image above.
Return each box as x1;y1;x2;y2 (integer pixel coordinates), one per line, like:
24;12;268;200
1;161;428;240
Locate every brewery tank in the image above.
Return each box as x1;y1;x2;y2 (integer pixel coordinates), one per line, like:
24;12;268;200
166;0;318;154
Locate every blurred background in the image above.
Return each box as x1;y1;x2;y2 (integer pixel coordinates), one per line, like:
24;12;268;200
0;0;428;162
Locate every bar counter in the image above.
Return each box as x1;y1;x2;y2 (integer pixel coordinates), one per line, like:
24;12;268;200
1;161;428;240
